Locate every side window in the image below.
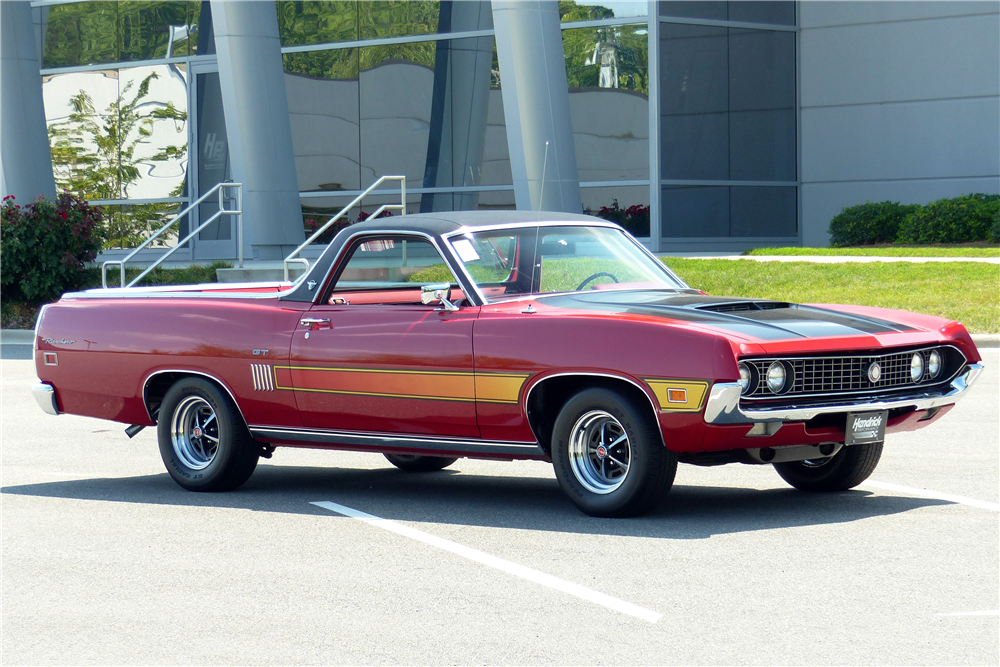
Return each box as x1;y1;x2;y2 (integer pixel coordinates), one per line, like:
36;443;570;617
328;236;459;304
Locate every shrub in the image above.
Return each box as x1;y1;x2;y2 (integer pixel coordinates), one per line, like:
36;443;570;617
588;199;650;237
828;201;918;246
991;208;1000;243
1;193;104;303
896;194;1000;244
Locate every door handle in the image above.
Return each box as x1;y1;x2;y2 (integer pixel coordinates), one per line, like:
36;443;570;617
300;318;331;330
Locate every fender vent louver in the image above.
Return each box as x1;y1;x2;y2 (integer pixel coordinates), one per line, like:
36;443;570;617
697;301;790;313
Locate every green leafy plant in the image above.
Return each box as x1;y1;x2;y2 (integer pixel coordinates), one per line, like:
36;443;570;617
990;208;1000;243
588;199;650;237
897;194;1000;244
47;71;187;249
1;193;105;303
828;201;918;246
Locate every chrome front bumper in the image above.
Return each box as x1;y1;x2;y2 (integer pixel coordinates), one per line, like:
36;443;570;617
32;382;59;416
704;363;984;425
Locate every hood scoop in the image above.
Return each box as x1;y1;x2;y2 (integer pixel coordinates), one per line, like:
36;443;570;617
696;301;791;313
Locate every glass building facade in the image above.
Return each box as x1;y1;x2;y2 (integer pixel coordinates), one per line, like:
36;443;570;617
35;0;799;252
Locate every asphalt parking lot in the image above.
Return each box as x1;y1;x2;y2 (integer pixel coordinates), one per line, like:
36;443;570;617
2;353;997;665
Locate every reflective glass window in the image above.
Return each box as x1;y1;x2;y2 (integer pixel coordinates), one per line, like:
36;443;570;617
661;186;796;237
560;1;649;22
285;49;362;193
659;24;794;182
277;1;358;46
659;1;794;26
582;185;651;237
564;24;649;181
43;1;203;68
359;1;443;40
44;65;189;202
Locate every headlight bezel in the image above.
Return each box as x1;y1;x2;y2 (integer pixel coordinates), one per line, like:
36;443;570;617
766;361;788;394
927;350;942;379
910;352;924;382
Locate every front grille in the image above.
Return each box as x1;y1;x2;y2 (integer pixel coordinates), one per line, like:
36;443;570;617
742;345;963;400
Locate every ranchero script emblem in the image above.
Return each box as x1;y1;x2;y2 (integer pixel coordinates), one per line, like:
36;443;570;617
43;337;75;345
867;362;882;383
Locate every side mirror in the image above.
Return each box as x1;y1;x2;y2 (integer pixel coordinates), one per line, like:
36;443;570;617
421;283;460;311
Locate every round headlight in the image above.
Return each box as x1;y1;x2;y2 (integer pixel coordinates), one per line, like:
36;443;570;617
910;352;924;382
928;350;941;378
766;361;786;393
738;363;751;394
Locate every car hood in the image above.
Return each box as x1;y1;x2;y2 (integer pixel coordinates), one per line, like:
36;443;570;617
538;290;920;341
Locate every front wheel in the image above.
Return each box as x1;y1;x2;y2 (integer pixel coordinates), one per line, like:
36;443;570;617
384;454;458;472
773;442;882;492
551;388;676;517
157;377;259;491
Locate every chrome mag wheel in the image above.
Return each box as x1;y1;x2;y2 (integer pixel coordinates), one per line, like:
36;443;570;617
568;410;631;494
170;395;220;470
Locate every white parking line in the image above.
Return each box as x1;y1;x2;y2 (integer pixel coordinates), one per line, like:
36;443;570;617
862;481;1000;512
311;500;663;624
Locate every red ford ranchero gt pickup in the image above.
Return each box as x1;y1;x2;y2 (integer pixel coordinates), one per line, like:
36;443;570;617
32;211;985;517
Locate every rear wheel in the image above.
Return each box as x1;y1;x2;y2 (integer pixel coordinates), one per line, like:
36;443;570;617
773;442;882;492
551;388;676;517
157;377;259;491
383;454;458;472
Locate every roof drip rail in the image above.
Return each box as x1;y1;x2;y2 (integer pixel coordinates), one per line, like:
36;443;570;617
283;175;407;282
101;182;243;288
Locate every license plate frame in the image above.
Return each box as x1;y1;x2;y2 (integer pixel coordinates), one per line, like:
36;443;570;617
846;410;888;445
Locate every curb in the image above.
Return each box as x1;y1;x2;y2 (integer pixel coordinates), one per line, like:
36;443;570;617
1;330;34;344
972;334;1000;348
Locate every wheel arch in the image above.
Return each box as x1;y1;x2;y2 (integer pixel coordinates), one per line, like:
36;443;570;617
142;369;249;429
524;372;664;454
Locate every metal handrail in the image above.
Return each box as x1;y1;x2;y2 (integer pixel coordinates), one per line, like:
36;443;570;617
101;182;243;288
283;175;406;281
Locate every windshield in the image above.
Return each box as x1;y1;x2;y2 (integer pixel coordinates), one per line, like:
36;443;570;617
444;225;686;303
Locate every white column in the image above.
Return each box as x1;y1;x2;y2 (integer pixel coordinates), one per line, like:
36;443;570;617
211;0;303;260
492;0;582;213
0;0;55;202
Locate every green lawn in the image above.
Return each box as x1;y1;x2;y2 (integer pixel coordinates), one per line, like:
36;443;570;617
745;246;1000;257
663;258;999;334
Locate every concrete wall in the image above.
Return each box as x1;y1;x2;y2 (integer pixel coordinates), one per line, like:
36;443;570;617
799;1;1000;246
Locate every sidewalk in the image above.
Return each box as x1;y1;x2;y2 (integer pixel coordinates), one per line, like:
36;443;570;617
660;254;1000;264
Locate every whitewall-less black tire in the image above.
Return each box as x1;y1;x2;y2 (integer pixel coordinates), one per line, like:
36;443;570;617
551;388;676;517
157;377;259;492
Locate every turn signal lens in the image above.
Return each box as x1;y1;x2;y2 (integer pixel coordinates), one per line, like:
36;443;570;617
738;363;751;394
766;362;786;393
910;352;924;382
928;350;941;378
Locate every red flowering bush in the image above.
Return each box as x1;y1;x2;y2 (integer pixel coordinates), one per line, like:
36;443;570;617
591;199;650;237
1;192;105;302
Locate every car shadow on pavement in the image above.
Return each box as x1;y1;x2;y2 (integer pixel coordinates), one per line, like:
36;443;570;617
1;462;954;540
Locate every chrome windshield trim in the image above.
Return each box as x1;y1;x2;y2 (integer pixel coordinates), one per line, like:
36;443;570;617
704;363;984;424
